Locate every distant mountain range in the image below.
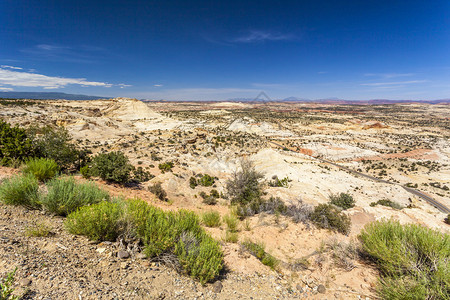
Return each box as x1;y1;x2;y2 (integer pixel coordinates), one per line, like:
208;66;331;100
0;92;107;100
227;96;450;104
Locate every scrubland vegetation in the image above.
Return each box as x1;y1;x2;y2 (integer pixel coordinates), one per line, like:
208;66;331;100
1;99;449;299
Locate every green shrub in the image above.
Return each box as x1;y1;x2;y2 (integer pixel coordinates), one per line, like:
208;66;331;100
125;198;157;238
0;267;19;300
198;174;215;187
200;190;218;205
329;193;355;210
359;220;450;299
310;204;351;235
22;157;59;182
175;231;224;284
0;120;34;166
445;214;450;225
241;240;279;270
158;161;174;173
226;160;264;206
0;174;40;209
268;176;291;188
223;213;239;232
65;201;123;241
90;151;134;184
149;182;167;201
370;199;404;210
189;177;197;189
133;166;153;183
80;165;91;179
140;206;223;283
235;196;287;219
202;211;221;227
42;176;110;216
27;125;88;171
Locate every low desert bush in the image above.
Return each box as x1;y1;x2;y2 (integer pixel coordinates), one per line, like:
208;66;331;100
310;204;351;235
370;199;404;210
241;240;279;270
284;199;313;224
202;211;221;227
200;190;218;205
22;157;59;182
27;125;88;171
25;221;53;237
90;151;134;184
0;174;40;209
65;201;123;241
268;176;291;188
42;176;110;216
234;196;287;219
359;220;449;299
141;207;223;283
198;174;215;187
226;160;264;206
174;231;223;284
158;161;174;173
445;214;450;225
149;182;167;201
0;120;34;167
223;213;239;232
329;192;355;210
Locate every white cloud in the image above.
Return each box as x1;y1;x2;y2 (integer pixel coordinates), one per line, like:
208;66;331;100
154;84;163;87
118;83;132;89
233;30;296;43
1;65;22;70
361;80;427;86
0;68;114;89
0;87;14;91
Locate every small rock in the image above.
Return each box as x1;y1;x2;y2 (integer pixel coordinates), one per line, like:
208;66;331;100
317;284;326;294
117;250;129;259
20;278;32;286
96;247;106;254
120;262;129;269
212;281;223;293
136;253;146;259
296;284;303;292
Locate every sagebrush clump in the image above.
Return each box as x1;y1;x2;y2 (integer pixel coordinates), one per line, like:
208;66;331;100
22;157;59;182
359;220;450;299
0;173;40;209
329;192;355;210
42;176;110;216
65;201;123;241
310;203;351;235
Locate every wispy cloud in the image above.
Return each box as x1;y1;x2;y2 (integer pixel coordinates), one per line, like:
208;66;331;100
361;80;428;86
21;44;110;63
232;30;296;43
0;68;116;89
154;84;163;87
364;73;416;79
118;83;132;89
1;65;23;70
0;87;14;91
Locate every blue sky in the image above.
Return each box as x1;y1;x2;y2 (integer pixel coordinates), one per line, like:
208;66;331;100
1;0;449;100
